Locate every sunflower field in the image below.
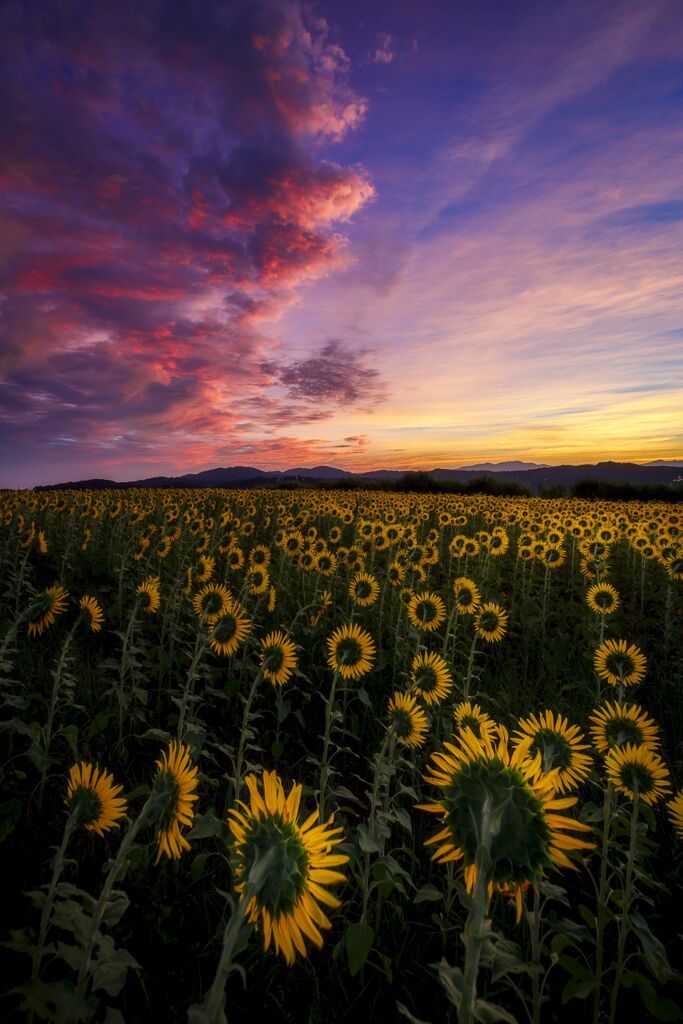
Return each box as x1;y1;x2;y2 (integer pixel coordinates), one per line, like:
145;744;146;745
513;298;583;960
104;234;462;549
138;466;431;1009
1;487;682;1023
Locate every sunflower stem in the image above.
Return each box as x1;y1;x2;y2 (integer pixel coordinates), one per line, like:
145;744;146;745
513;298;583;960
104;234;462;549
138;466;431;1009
319;670;340;821
463;633;478;702
608;790;639;1024
198;892;252;1024
117;600;139;746
177;630;207;739
31;810;77;984
75;793;157;1000
361;732;391;926
232;668;264;802
530;882;542;1024
592;782;614;1024
459;796;494;1024
38;619;79;812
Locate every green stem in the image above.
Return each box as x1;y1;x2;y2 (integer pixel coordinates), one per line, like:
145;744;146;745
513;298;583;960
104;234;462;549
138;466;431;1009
319;671;340;821
360;732;391;925
608;791;639;1024
200;894;252;1023
592;782;614;1024
530;882;542;1024
177;631;207;739
464;633;478;702
38;620;79;812
31;813;77;982
232;669;263;802
459;797;494;1024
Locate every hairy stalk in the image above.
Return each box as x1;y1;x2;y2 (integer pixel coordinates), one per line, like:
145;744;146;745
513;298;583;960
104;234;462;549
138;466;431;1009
31;811;77;983
459;796;494;1024
232;668;264;802
38;619;79;812
319;670;340;821
592;782;614;1024
608;792;639;1024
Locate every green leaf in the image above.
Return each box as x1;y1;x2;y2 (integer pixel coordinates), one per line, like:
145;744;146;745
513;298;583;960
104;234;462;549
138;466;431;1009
413;884;443;904
345;922;374;976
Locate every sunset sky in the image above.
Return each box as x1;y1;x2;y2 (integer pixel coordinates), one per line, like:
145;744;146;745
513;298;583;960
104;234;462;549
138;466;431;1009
2;0;683;487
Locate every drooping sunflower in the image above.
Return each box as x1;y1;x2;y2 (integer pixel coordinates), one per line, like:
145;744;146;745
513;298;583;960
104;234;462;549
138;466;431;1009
326;623;376;681
26;585;69;637
261;631;298;687
453;701;498;744
192;583;232;623
594;638;646;688
66;763;127;836
513;711;592;794
136;577;161;614
79;595;104;633
605;744;671;805
475;602;509;643
407;591;447;633
417;727;595;903
247;566;270;596
267;586;277;613
410;651;453;705
348;572;380;608
387;691;429;748
586;583;620;616
208;602;251;657
453;577;481;615
589;701;660;754
668;791;683;840
310;590;332;627
153;740;199;862
228;770;348;965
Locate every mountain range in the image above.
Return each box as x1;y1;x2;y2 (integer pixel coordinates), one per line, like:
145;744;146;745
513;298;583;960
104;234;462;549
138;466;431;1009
33;460;683;492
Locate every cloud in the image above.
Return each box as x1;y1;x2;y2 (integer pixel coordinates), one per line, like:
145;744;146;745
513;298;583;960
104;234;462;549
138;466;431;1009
263;340;387;407
368;32;395;65
0;0;376;483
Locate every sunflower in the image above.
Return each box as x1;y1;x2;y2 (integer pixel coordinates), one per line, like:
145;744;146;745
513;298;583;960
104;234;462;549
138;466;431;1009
326;623;376;681
267;586;277;613
228;770;348;965
37;530;48;555
586;583;620;616
387;691;429;748
589;701;660;754
513;711;592;794
542;545;565;570
410;651;453;705
668;792;683;840
453;701;498;744
66;763;127;836
417;727;595;898
192;583;232;623
249;544;271;569
79;595;104;633
136;577;161;614
594;639;646;688
208;602;251;657
26;585;69;637
387;560;406;587
248;566;270;596
605;744;671;805
261;631;298;687
475;603;508;643
153;740;199;862
348;572;380;608
453;577;481;614
407;591;446;633
195;555;215;584
579;557;610;581
226;545;245;571
310;590;332;627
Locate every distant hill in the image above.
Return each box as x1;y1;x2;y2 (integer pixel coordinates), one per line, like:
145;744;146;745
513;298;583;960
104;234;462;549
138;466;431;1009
33;460;683;493
458;461;548;472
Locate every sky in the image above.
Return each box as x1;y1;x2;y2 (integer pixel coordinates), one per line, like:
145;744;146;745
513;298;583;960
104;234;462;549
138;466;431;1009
1;0;683;487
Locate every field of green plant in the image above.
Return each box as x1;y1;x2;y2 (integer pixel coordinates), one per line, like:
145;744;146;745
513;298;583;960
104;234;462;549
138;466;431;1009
1;487;682;1023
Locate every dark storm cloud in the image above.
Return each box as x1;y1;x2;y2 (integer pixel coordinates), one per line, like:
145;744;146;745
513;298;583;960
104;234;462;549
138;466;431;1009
264;340;386;406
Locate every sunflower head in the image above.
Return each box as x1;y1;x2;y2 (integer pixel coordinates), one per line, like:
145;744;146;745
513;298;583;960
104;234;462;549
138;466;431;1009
387;691;429;748
594;638;646;687
136;577;161;614
586;583;620;616
152;740;199;862
348;572;380;607
513;711;592;794
192;583;231;623
605;743;671;805
261;630;297;687
228;771;348;965
66;762;127;836
410;651;453;705
418;727;594;889
79;595;104;633
26;585;69;637
453;577;481;614
208;602;251;657
453;701;498;744
407;592;446;633
589;701;660;754
326;623;376;681
475;603;509;643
